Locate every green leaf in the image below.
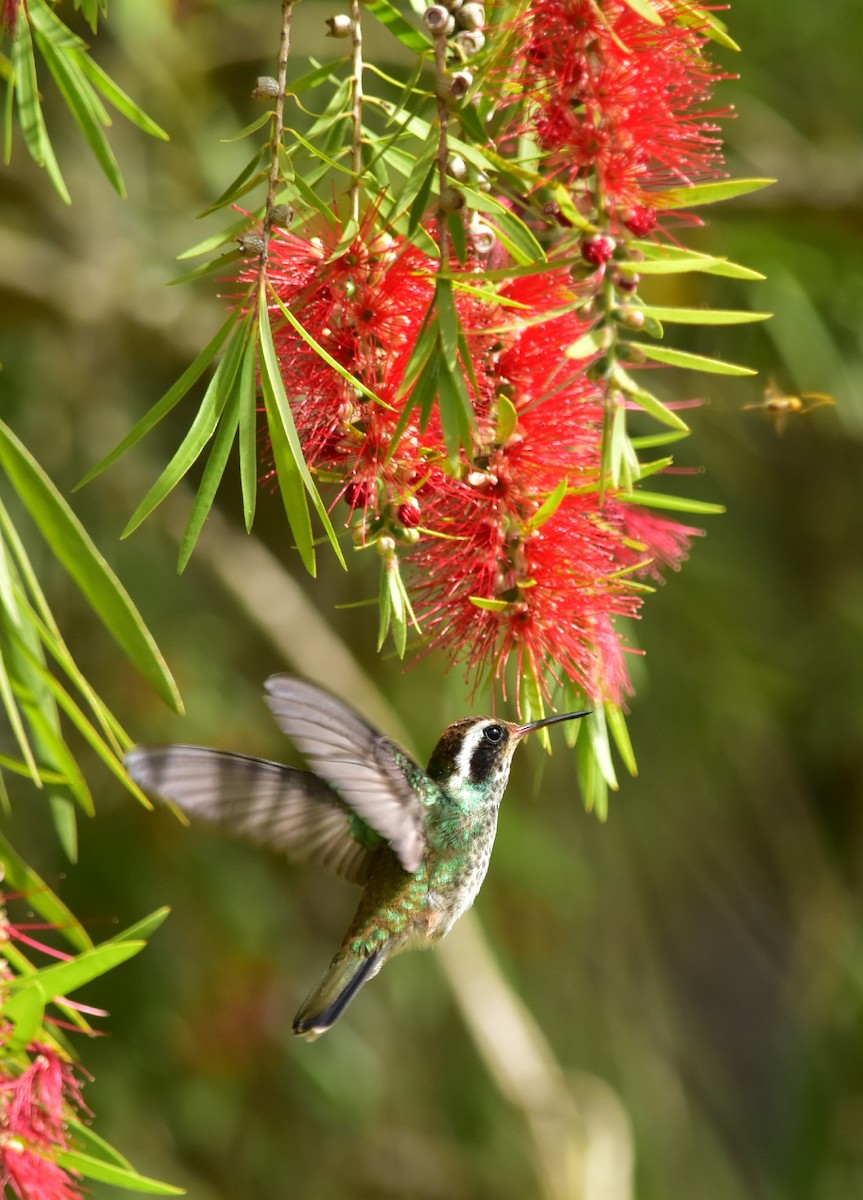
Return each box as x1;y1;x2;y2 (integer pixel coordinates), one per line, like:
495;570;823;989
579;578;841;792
237;332;259;532
78;313;238;486
674;4;740;50
56;1151;185;1195
585;707;618;791
620;0;664;24
107;906;171;945
73;50;169;139
0;643;40;786
33;27;125;196
436;278;460;370
656;177;774;210
614;254;725;277
363;0;430;52
496;394;518;446
122;321;251;537
0;422;182;712
612;369;690;431
10;16;70;202
469;596;510;612
633;304;772;325
630;430;689;449
199;145;268;217
7;940;146;999
627;241;766;281
605;703;637;777
258;305;346;574
632;343;757;376
620;489;725;515
0;831;92;949
1;981;46;1052
525;478;568;533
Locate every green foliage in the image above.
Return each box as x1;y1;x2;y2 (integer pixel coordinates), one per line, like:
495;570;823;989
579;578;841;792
2;0;167;201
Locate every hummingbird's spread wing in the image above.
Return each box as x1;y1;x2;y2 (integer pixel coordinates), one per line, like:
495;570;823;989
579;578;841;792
125;746;382;884
264;676;433;874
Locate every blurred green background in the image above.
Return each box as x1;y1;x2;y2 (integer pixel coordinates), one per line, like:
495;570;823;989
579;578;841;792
2;2;863;1197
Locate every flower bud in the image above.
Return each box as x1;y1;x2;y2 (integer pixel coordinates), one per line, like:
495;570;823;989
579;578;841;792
449;70;473;99
400;526;421;545
616;306;645;330
580;234;616;266
454;29;484;56
376;535;397;558
398;497;421;528
343;481;370;509
448;155;468;182
439;0;464;10
325;14;353;36
456;2;485;29
612;270;640;293
423;5;450;32
252;76;280;100
622;205;657;238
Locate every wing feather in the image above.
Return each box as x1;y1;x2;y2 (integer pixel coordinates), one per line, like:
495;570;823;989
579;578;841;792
264;676;431;873
125;745;378;885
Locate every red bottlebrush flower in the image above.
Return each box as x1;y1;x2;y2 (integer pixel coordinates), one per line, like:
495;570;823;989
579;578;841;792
249;218;439;531
512;0;729;222
615;502;702;579
0;1043;87;1200
249;215;701;713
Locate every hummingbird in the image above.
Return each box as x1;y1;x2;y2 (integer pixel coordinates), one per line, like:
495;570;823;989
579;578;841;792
125;675;589;1040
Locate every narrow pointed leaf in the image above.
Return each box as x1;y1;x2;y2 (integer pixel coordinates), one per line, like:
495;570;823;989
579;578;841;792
107;907;171;945
10;18;70;202
461;187;547;266
0;831;92;950
73;50;169;138
628;240;766;281
633;343;756;375
199;146;267;217
55;1151;184;1195
6;940;146;998
620;489;725;515
633;305;772;325
0;422;182;712
122;320;250;537
619;381;690;431
1;982;46;1052
363;0;430;51
237;332;259;531
526;478;568;533
78;313;237;486
656;178;774;211
605;703;637;776
33;30;125;196
620;0;664;24
177;382;242;571
258;305;346;572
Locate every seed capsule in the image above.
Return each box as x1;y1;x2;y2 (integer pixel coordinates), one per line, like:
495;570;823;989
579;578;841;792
325;14;353;36
456;2;485;29
252;76;280;100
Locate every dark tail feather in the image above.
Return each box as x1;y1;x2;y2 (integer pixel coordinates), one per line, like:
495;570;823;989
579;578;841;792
292;949;384;1041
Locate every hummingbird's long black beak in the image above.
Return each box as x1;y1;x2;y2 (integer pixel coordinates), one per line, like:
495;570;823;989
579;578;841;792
513;709;591;739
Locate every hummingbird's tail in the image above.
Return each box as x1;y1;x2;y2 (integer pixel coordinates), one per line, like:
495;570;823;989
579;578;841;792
292;948;386;1041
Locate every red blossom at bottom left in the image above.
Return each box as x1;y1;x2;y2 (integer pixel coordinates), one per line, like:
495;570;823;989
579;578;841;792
0;1043;87;1200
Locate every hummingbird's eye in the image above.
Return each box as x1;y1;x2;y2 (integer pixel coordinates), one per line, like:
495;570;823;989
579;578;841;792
483;724;504;744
